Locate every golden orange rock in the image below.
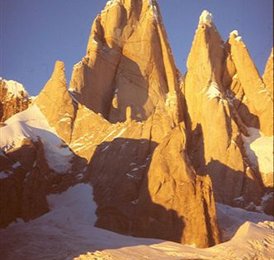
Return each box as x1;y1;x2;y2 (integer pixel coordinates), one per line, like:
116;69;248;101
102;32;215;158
138;127;220;247
35;61;76;144
183;11;261;205
262;48;273;99
228;31;273;136
70;0;180;125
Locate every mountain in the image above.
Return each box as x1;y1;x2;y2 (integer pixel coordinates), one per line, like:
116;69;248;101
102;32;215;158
0;0;273;257
227;31;273;136
69;0;180;124
183;11;270;208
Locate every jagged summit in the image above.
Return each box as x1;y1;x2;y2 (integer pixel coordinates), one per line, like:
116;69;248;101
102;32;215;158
0;0;273;255
229;29;242;40
199;10;213;26
35;60;68;102
51;60;67;83
70;0;179;124
227;28;273;136
35;60;75;144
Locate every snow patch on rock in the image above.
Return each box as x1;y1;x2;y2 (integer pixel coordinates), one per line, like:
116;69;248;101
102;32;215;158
206;82;222;100
230;30;239;37
45;183;97;226
216;203;273;241
0;171;9;179
1;79;29;99
149;0;159;21
103;0;120;12
199;10;213;26
230;30;243;42
0;105;73;173
235;36;242;42
242;127;273;174
165;91;178;107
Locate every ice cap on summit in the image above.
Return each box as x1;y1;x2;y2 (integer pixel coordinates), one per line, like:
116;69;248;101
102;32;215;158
199;10;213;26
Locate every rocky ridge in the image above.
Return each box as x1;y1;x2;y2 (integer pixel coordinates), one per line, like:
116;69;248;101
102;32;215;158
0;78;31;123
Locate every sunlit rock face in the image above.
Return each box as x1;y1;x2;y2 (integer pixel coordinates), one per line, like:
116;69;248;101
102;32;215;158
262;48;273;99
0;78;30;123
227;32;273;137
69;0;180;125
184;10;273;207
35;61;76;144
183;11;247;206
136;127;220;247
224;33;273;189
29;1;218;247
88;119;220;247
0;0;273;250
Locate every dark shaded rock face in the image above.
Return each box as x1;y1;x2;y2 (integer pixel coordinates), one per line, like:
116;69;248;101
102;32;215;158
89;138;154;235
0;135;89;228
136;127;220;247
88;125;220;247
261;192;274;216
0;141;49;228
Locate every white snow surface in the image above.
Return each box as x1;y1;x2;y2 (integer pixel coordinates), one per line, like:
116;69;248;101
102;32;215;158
235;36;242;42
12;161;21;169
0;171;9;179
206;82;222;100
242;127;273;173
103;0;120;12
149;0;159;21
1;79;29;98
199;10;213;25
230;30;239;37
230;30;243;42
216;203;273;241
0;183;273;260
0;104;73;173
46;184;97;226
165;91;178;108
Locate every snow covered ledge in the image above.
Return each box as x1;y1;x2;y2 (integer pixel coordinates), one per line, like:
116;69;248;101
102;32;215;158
230;29;243;42
0;78;29;99
242;127;273;188
0;104;73;174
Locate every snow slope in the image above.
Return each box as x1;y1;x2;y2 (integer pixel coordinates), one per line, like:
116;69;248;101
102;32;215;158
242;127;273;174
242;127;273;187
216;203;273;241
0;104;73;173
0;183;273;260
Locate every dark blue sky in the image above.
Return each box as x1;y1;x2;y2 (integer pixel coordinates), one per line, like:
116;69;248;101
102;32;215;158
1;0;273;95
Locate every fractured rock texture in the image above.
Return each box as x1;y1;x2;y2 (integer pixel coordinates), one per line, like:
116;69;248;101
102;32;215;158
0;79;30;123
0;0;273;248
